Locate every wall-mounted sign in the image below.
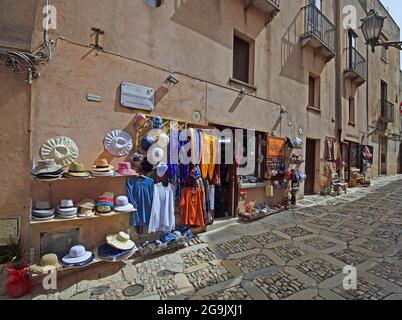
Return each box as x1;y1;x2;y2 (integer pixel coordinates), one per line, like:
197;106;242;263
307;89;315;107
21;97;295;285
120;82;155;111
86;93;102;102
400;102;402;114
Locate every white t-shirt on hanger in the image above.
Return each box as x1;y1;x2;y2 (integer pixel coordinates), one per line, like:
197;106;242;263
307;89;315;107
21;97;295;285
148;182;175;233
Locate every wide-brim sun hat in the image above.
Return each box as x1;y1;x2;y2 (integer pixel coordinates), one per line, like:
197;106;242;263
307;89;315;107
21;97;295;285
148;146;164;164
30;253;63;274
60;254;95;268
61;245;93;265
104;130;133;157
40;136;79;167
32;159;63;175
106;231;135;250
114;203;135;213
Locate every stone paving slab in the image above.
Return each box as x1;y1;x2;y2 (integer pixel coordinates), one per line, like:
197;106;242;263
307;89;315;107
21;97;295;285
32;175;402;301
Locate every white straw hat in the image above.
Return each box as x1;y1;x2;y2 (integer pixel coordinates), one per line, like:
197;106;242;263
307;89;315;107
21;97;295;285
40;136;79;167
104;130;133;157
106;231;135;250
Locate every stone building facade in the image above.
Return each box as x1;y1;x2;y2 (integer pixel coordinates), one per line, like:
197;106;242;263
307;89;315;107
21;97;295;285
0;0;400;253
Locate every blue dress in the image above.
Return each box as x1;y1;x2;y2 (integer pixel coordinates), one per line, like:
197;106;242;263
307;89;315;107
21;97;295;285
126;176;154;227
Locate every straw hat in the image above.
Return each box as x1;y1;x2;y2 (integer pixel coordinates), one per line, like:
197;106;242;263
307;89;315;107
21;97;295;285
106;231;135;250
30;253;62;274
40;136;79;167
64;162;91;178
91;159;114;172
32;159;63;176
104;130;133;157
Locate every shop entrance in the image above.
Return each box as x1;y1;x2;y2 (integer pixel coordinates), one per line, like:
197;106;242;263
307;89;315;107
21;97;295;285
379;136;388;175
305;138;318;195
214;127;237;219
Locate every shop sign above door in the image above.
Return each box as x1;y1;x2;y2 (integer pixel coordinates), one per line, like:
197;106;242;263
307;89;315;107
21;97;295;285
120;82;155;111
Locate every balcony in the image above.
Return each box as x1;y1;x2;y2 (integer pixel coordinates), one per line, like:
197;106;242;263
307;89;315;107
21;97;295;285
300;4;336;61
380;100;394;123
245;0;280;22
344;47;367;87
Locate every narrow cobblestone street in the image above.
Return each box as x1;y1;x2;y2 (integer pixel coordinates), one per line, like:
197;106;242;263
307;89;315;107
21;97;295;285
32;175;402;300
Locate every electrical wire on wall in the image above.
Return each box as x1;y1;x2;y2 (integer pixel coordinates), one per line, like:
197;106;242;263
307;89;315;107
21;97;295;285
0;0;54;85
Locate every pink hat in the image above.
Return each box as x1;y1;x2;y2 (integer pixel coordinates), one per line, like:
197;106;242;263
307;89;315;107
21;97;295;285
116;162;137;176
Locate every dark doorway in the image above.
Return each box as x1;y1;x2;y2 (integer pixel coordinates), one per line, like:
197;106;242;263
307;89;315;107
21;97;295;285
214;126;237;219
380;136;387;175
305;138;317;195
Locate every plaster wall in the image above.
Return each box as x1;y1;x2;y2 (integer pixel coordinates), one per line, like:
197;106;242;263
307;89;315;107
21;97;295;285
0;66;32;244
0;0;37;50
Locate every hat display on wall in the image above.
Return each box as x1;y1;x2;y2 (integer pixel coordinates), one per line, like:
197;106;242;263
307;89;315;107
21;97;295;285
140;136;155;152
116;162;137;176
156;133;170;148
57;199;78;219
60;245;94;267
30;253;63;274
148;146;164;164
64;162;91;179
114;196;136;213
152;116;163;129
32;200;55;221
106;231;135;251
104;130;133;157
156;162;168;178
90;159;115;177
31;159;64;181
40;136;79;167
77;198;96;217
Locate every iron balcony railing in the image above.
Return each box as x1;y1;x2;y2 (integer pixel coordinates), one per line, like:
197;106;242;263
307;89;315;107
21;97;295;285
301;4;336;52
380;99;395;122
346;47;367;80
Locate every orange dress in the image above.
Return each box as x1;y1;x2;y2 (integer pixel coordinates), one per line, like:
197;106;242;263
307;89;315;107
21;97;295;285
180;188;205;227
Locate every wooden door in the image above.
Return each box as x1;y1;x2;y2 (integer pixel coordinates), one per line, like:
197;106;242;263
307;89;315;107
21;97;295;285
305;139;316;195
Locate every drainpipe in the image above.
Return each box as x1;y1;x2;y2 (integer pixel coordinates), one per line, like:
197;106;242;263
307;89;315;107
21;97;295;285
334;0;342;149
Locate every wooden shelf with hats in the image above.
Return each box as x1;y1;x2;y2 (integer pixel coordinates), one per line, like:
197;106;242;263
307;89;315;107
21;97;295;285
30;210;135;225
31;174;130;183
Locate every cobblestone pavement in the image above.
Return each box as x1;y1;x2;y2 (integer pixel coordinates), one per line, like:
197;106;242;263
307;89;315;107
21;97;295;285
29;175;402;300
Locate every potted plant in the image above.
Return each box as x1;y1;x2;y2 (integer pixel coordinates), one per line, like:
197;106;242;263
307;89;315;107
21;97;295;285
0;237;32;298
